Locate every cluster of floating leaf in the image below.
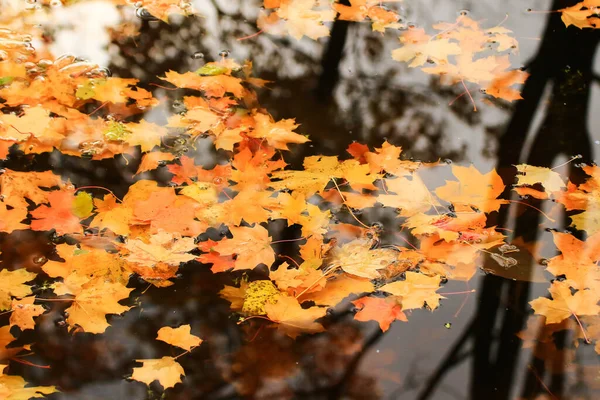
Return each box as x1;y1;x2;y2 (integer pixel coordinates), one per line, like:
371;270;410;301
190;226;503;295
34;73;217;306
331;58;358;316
0;0;599;397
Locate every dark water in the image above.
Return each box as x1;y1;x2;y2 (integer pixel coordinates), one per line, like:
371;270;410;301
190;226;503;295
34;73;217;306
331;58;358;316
1;0;600;399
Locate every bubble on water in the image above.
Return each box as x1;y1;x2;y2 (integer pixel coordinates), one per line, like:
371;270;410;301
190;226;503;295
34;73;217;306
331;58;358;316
219;49;230;58
457;9;470;16
191;51;204;59
443;158;452;164
97;67;112;77
499;244;518;254
371;221;384;231
33;255;47;265
37;59;53;68
136;7;158;21
492;254;517;269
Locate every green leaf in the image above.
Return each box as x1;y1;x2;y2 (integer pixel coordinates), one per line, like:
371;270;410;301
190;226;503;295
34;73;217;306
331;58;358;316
76;84;95;100
104;121;131;141
195;65;228;76
72;191;94;219
73;248;90;256
0;76;14;86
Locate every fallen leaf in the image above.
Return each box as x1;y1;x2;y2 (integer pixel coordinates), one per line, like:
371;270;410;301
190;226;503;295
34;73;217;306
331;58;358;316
157;325;202;351
352;296;407;331
131;356;185;389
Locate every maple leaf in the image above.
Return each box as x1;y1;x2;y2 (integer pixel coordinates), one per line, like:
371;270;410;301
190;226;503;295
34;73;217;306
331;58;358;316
43;244;132;295
0;375;58;400
157;325;202;351
231;147;286;191
352;296;407;332
65;279;133;333
558;165;600;210
222;190;273;225
131;357;185;389
393;30;461;68
210;226;275;270
270;264;326;297
248;113;309;150
514;164;566;196
485;69;530;101
124;231;197;267
362;141;420;176
131;187;207;236
258;0;336;40
219;281;249;311
0;269;36;311
197;251;235;273
30;190;83;235
560;1;600;29
0;169;62;209
9;297;44;331
265;295;327;338
404;211;486;242
125;120;169;152
545;232;600;290
435;165;508;212
299;274;374;306
379;272;444;310
135;151;176;175
530;281;600;324
167;156;199;185
89;194;132;236
161;71;244;98
378;174;436;216
270;156;376;196
0;202;27;233
330;239;398;279
242;280;281;315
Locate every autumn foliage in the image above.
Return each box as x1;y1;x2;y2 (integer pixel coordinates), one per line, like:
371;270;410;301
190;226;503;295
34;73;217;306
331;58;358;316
0;0;598;397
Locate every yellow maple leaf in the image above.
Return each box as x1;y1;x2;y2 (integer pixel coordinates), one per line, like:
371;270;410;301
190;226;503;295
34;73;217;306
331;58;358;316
435;165;508;212
9;297;44;331
331;239;398;279
265;295;327;338
211;225;275;270
123;231;197;267
530;281;600;324
379;271;444;310
65;279;132;333
156;325;202;351
0;269;36;311
0;375;57;400
131;356;185;389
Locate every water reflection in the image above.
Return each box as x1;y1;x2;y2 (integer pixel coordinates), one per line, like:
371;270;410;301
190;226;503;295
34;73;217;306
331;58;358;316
0;0;599;399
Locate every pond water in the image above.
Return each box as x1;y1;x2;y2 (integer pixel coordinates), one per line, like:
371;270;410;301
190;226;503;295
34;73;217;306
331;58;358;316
1;0;600;399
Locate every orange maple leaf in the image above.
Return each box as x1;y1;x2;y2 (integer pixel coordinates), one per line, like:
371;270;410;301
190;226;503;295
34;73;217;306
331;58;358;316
352;296;407;332
264;295;327;338
211;225;275;270
30;191;83;235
